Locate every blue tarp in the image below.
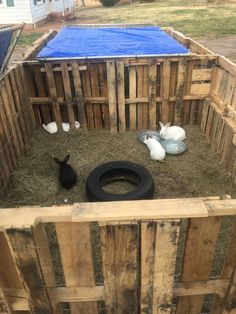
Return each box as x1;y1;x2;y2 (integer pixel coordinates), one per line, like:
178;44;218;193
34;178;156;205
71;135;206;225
0;30;12;71
37;26;189;59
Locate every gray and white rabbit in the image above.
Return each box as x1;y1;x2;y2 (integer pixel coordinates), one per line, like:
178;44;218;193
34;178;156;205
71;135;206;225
159;121;186;141
54;155;77;189
144;135;165;162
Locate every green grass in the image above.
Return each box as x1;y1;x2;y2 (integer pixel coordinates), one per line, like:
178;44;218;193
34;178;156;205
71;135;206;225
76;0;236;38
17;32;44;46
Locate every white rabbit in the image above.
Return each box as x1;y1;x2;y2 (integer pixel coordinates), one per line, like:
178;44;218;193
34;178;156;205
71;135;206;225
159;121;186;141
43;121;80;134
144;136;165;162
62;121;80;132
42;122;58;134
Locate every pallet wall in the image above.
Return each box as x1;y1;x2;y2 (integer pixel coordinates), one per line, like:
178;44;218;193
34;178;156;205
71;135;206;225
0;66;35;197
0;198;236;313
24;55;215;133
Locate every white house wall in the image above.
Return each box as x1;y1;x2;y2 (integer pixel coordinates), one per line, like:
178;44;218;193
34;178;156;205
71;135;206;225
0;0;33;24
31;0;74;23
0;0;74;25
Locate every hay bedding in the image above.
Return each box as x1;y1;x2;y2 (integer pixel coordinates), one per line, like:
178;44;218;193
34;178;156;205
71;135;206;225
1;125;236;207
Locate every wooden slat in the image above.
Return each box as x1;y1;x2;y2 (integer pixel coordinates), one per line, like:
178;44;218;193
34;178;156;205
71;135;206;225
33;223;62;313
71;62;87;128
15;66;37;132
0;232;26;313
90;64;103;129
98;63;110;129
153;220;180;314
5;228;52;313
55;222;98;314
4;76;24;154
161;59;171;124
176;217;222;314
175;60;186;125
224;75;236;107
0;81;21;160
9;70;28;144
183;60;195;124
169;61;179;123
129;66;137;130
211;220;236;313
200;99;210;133
142;65;149;129
33;65;51;124
117;61;126;132
137;65;144;129
0;91;17;168
45;63;62;128
106;61;117;132
190;83;211;95
192;69;212;81
205;105;214;141
148;62;157;129
140;220;180;314
61;62;76;127
101;224;138;314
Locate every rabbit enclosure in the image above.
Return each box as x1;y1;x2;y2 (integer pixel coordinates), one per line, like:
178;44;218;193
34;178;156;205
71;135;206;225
1;25;236;314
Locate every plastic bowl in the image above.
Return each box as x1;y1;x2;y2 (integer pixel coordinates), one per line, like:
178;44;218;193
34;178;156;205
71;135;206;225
160;139;187;155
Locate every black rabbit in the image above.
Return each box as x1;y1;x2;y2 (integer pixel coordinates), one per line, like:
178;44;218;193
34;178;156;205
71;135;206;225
54;155;77;189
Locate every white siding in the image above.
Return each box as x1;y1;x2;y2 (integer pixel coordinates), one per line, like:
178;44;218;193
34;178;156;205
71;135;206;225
0;0;74;25
31;0;74;23
0;0;33;24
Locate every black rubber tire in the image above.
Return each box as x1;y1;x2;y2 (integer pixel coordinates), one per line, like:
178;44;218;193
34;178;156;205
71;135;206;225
86;161;154;202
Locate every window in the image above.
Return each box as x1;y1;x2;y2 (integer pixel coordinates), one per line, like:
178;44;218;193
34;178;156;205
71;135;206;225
6;0;14;6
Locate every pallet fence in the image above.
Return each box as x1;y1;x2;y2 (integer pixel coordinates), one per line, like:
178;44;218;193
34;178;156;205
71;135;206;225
0;198;236;313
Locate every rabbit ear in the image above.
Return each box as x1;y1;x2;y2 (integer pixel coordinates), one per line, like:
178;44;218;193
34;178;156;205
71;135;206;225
54;157;61;165
63;155;70;163
159;121;164;128
165;122;171;128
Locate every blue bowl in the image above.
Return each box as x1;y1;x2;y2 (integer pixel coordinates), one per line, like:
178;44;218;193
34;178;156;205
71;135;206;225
161;139;187;155
137;130;163;143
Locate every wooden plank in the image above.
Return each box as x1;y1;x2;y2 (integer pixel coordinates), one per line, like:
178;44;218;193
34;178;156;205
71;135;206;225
129;66;137;130
71;62;87;128
183;60;195;125
211;220;236;313
8;70;28;144
200;99;210;133
100;224;138;314
153;220;180;314
117;61;126;132
90;64;103;129
190;83;211;95
33;223;62;312
106;61;118;132
0;232;26;313
55;222;98;314
45;63;62;128
0;81;21;160
175;60;186;125
224;75;236;107
137;65;144;129
217;55;236;77
161;59;171;124
61;62;76;127
205;105;214;141
19;66;36;130
4;76;24;154
5;228;52;313
192;69;212;81
169;61;179;124
148;62;157;129
219;71;229;102
98;63;110;129
81;66;94;129
176;217;222;314
0;92;17;168
33;65;51;124
142;65;149;129
15;66;38;132
5;198;236;228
